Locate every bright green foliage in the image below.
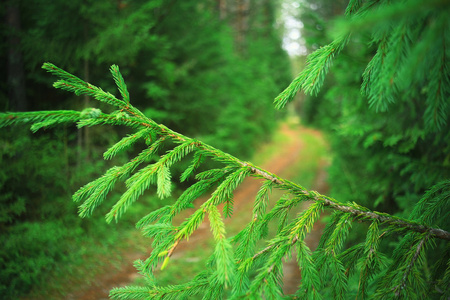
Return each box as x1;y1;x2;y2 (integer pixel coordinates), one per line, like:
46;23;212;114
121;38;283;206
1;60;448;299
0;110;82;131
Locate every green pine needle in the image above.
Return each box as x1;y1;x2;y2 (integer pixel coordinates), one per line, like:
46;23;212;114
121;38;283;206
110;65;130;104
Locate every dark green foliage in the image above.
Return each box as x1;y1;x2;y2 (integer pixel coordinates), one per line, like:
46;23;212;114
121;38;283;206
0;124;127;298
0;221;79;297
2;0;290;157
1;62;447;299
0;128;76;225
0;126;115;298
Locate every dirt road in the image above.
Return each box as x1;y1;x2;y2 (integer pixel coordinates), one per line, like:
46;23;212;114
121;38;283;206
68;122;329;299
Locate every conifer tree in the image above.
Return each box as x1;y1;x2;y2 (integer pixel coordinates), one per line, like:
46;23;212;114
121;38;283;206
1;0;449;299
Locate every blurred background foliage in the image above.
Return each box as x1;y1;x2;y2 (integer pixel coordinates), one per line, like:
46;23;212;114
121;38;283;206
0;0;291;297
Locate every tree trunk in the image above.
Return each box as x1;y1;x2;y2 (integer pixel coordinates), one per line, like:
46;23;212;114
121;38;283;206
5;0;27;111
83;58;91;161
217;0;227;20
235;0;250;53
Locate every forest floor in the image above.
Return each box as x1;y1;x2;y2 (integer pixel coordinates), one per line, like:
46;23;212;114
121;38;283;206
64;120;330;299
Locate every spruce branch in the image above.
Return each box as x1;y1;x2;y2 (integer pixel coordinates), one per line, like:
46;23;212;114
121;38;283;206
0;110;82;129
4;64;449;241
274;34;350;109
3;62;449;298
110;274;210;299
394;232;430;296
242;161;450;241
110;65;130;104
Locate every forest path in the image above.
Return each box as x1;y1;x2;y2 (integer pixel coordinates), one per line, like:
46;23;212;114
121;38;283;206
69;121;329;299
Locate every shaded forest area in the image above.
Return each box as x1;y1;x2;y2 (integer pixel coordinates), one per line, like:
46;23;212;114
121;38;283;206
1;1;292;298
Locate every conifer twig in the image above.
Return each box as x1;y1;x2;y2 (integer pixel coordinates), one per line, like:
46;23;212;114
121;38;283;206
241;162;450;241
35;65;447;241
394;233;430;296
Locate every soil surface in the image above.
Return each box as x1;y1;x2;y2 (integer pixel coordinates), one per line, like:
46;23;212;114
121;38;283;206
67;123;329;299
